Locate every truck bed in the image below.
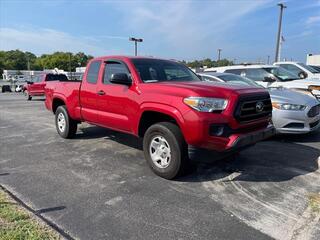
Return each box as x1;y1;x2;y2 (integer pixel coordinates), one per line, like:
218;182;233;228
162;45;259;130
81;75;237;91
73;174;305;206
45;80;82;120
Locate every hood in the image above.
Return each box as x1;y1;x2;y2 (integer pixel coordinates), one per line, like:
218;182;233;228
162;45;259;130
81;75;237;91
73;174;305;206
279;78;320;89
269;88;318;106
140;81;268;99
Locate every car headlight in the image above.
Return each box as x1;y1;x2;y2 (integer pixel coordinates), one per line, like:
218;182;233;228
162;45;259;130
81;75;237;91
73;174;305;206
183;97;228;112
272;102;306;111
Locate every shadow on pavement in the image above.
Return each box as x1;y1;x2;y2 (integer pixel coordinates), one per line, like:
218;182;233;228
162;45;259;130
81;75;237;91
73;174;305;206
77;126;143;150
179;141;319;183
271;130;320;143
74;125;319;183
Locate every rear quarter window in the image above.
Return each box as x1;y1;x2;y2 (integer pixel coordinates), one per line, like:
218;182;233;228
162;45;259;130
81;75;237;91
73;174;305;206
87;61;101;84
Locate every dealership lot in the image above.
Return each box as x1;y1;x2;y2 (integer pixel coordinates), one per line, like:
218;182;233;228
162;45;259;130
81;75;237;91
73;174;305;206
0;93;319;240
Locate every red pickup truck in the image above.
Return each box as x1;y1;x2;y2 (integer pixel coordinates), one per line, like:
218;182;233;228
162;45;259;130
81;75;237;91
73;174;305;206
24;73;68;100
45;56;274;179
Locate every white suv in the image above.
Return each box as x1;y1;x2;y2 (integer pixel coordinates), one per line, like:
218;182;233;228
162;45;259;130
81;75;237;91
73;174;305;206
274;61;320;79
205;65;320;100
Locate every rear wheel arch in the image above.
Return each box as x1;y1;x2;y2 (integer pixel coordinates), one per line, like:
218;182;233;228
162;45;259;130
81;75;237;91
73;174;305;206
52;98;66;114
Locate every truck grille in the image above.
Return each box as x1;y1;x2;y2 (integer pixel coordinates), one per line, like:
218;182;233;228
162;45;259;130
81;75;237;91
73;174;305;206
308;104;320;118
234;93;272;123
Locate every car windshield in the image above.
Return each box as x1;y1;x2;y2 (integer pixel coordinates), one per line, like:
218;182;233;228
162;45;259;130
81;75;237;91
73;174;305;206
132;59;200;83
298;63;319;73
310;65;320;73
216;74;262;87
263;67;299;81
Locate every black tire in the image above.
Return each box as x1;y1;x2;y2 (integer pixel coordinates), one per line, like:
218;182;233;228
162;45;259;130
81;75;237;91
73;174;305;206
55;105;77;139
143;122;189;179
24;90;32;101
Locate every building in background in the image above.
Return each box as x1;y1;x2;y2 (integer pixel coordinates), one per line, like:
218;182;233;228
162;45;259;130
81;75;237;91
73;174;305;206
307;54;320;66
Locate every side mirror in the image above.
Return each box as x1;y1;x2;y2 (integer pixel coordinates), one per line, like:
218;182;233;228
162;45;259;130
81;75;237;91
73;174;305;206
263;76;276;82
27;81;34;85
110;73;131;86
298;71;308;79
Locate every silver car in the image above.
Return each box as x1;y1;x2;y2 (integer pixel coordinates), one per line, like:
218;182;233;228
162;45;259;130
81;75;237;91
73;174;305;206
199;72;320;134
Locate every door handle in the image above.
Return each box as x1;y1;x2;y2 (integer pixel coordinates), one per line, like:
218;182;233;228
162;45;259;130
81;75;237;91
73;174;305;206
97;90;105;96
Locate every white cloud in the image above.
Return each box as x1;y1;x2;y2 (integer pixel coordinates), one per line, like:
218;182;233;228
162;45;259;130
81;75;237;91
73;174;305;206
110;0;273;59
306;15;320;25
0;27;118;56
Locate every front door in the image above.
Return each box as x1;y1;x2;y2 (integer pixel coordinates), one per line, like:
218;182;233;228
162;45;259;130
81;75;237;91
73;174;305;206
96;60;133;132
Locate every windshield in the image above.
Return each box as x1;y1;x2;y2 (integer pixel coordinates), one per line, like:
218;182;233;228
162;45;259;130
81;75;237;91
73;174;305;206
132;59;200;83
217;74;262;87
298;63;319;73
46;74;69;81
310;65;320;73
263;67;299;81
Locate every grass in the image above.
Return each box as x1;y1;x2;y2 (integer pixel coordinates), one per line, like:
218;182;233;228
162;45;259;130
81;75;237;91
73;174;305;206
308;193;320;214
0;189;60;240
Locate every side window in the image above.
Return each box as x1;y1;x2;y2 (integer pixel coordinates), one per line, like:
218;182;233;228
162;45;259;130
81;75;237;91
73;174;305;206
224;69;242;75
164;67;189;80
87;61;101;84
103;61;130;84
32;75;40;82
243;69;268;81
279;64;301;75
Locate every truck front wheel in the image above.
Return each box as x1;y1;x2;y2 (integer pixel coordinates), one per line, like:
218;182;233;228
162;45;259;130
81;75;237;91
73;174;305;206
143;122;188;179
55;106;77;139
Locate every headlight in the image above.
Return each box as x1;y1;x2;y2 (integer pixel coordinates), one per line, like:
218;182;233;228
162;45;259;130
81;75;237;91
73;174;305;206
272;102;306;111
183;97;228;112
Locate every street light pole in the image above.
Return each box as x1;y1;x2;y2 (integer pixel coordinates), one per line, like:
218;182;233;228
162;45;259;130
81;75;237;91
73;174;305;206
275;3;286;63
129;37;143;56
217;49;222;61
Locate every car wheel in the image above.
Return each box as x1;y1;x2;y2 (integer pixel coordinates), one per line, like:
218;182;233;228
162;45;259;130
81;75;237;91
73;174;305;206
55;105;77;139
24;90;32;101
143;122;189;179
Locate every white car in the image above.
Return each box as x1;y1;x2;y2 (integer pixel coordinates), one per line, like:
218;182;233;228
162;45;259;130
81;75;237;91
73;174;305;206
274;61;320;79
199;72;320;134
205;64;320;100
15;85;23;92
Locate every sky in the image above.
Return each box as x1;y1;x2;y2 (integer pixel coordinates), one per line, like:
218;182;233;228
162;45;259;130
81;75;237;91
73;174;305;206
0;0;319;63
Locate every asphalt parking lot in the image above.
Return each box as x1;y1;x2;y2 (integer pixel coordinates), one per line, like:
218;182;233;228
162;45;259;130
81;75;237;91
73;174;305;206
0;93;319;240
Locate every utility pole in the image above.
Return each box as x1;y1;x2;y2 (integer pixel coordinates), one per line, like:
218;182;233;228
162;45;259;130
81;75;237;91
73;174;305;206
275;3;286;63
129;37;143;56
267;55;270;64
69;53;72;79
217;49;222;61
26;54;30;71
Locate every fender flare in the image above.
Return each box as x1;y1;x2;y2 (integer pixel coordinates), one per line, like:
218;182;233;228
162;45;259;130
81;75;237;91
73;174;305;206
136;102;185;135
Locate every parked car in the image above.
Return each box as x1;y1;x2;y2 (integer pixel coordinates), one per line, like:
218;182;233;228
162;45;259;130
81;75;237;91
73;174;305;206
1;85;12;93
206;65;320;100
45;56;274;179
199;72;320;134
274;62;320;79
24;73;68;100
15;85;23;92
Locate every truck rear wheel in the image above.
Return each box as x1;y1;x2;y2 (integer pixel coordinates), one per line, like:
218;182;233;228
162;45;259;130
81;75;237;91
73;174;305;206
55;106;77;139
143;122;188;179
24;90;32;101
